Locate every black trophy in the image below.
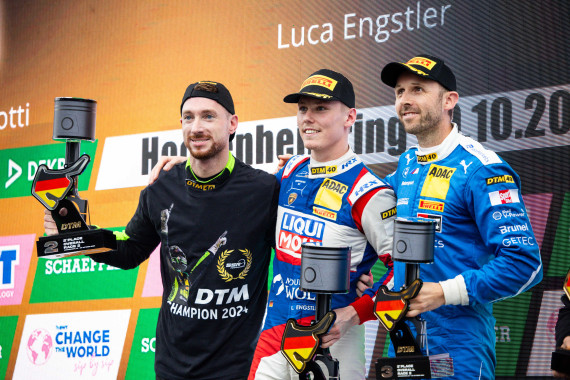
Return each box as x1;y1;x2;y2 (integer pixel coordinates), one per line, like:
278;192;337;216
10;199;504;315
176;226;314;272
281;244;351;380
374;218;453;379
551;269;570;375
32;97;116;259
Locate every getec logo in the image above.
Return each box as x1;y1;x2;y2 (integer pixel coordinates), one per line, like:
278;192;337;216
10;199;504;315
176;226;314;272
0;142;97;199
0;245;19;291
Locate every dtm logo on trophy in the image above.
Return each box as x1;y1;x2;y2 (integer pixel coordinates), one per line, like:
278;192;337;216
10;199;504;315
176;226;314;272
31;97;116;259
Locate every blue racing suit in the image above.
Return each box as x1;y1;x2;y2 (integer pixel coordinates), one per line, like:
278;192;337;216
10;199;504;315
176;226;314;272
250;149;396;379
366;125;543;379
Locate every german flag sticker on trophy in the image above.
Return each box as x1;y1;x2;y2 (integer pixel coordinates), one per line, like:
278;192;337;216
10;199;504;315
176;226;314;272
32;97;116;259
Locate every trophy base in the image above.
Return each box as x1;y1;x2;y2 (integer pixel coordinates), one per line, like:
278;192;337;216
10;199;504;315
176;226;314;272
37;229;117;259
552;349;570;375
376;353;453;379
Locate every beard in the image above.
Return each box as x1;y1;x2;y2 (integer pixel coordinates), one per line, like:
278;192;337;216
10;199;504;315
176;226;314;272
187;134;225;160
399;100;443;137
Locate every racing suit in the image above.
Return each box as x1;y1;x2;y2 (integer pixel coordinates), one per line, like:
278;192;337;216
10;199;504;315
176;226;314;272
249;149;396;379
362;125;543;379
90;154;279;380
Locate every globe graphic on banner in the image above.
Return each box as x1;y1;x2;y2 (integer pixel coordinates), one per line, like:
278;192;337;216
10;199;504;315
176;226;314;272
26;328;53;365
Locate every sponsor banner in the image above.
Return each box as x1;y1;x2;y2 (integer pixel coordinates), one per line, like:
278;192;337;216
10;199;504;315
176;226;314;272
29;227;138;303
493;291;532;376
356;84;570;166
95;84;570;191
96;116;300;190
0;142;97;199
125;308;159;380
0;235;35;306
13;309;131;379
548;192;570;277
141;246;162;298
0;316;19;379
526;290;562;376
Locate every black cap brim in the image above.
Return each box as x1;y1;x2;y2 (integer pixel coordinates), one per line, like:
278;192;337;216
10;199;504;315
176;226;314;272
381;63;411;88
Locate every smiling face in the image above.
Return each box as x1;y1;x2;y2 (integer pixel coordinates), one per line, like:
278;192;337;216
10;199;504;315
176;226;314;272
394;72;457;146
180;97;237;160
296;97;355;162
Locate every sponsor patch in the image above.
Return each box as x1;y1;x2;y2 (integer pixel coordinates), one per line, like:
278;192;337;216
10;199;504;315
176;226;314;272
186;180;215;191
397;198;409;206
300;75;338;91
381;207;397;220
310;165;337;175
417;153;438;163
420;164;456;200
418;199;444;212
313;206;337;221
486;175;515;185
279;213;325;254
314;179;347;211
288;193;297;205
407;56;437;70
417;213;443;232
499;223;529;234
489;189;520;206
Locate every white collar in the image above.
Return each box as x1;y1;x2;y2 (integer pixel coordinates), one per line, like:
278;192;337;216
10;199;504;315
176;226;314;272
415;124;460;164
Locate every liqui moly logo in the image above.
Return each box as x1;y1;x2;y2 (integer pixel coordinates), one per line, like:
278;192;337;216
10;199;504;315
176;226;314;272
489;189;520;206
279;213;324;253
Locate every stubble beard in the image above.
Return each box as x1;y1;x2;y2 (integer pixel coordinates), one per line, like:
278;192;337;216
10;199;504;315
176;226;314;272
187;135;225;160
400;99;443;138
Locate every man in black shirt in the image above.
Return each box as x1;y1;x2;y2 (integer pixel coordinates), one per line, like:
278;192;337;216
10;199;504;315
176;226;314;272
45;81;279;380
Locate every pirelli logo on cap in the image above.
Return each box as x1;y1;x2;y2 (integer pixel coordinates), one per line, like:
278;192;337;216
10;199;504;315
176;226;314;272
313;206;337;221
311;165;337;175
486;175;514;185
419;199;445;212
314;178;347;211
301;75;338;91
407;57;437;70
420;164;456;200
417;153;438;163
381;206;397;220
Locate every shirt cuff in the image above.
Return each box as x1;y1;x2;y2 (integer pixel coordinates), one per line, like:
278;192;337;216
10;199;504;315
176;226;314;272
351;294;376;324
439;275;469;306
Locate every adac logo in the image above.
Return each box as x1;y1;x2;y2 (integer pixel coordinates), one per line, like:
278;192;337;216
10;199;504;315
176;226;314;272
420;164;456;200
419;199;444;212
217;249;252;282
288;193;298;205
314;178;347;211
310;165;337;175
381;206;397;220
300;75;338;91
417;153;437;163
486;175;514;185
186;180;215;191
